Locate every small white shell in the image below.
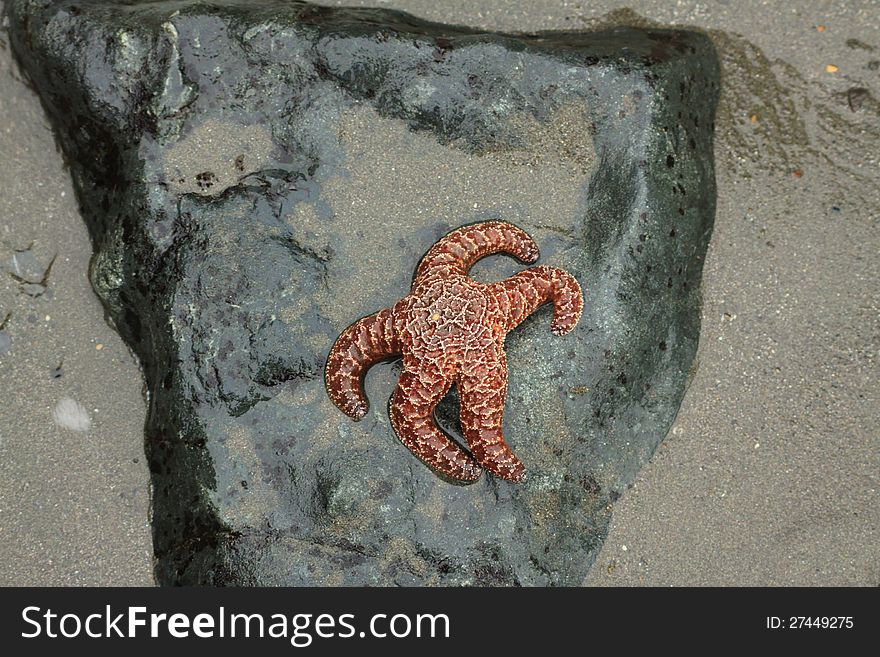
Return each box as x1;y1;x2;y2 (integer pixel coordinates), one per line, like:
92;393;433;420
53;397;92;432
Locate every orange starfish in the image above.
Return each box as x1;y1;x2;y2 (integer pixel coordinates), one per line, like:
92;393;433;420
325;221;584;483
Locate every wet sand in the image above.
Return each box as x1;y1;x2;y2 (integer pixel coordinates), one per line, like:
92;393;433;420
1;0;877;586
0;0;153;584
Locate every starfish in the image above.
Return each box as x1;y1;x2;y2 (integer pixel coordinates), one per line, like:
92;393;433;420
325;220;583;483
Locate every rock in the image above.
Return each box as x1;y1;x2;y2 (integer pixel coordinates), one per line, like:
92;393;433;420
5;248;51;284
20;282;46;297
0;331;10;355
845;87;871;112
5;247;55;296
5;0;719;585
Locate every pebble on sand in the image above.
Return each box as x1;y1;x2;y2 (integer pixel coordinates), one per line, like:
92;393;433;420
53;397;92;432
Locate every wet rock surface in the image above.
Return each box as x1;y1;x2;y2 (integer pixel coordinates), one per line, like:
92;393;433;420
5;0;718;585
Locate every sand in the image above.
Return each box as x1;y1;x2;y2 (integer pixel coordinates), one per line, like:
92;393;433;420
0;0;153;584
0;0;876;586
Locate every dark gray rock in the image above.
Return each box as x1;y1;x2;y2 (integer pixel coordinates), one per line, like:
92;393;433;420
5;0;718;585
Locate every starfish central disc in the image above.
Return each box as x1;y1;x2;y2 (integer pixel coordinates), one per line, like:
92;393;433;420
404;279;492;358
324;220;584;484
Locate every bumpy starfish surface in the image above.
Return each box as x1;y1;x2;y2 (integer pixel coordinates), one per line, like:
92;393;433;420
325;221;584;483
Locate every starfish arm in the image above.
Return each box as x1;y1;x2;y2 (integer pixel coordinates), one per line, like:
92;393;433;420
325;308;401;420
413;221;539;287
389;359;482;483
457;345;525;482
488;265;584;336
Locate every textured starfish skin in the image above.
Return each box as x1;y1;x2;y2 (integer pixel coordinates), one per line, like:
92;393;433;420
325;221;584;483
